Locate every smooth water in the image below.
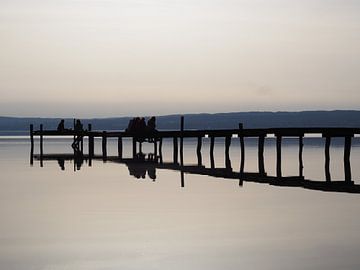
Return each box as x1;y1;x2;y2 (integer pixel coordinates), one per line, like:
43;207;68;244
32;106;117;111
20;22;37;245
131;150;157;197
1;137;360;270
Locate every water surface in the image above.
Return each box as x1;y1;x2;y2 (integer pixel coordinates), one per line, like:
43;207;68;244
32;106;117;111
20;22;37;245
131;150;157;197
1;137;360;270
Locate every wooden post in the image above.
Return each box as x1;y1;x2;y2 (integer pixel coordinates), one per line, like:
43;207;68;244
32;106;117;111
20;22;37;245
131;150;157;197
154;141;158;157
173;137;178;164
30;124;34;166
210;136;215;169
102;131;107;160
132;138;136;158
118;137;123;159
299;135;304;178
197;136;202;166
325;136;331;182
225;136;232;169
159;138;163;163
258;135;265;175
180;116;184;165
239;123;245;175
344;136;352;183
40;124;43;167
276;135;282;178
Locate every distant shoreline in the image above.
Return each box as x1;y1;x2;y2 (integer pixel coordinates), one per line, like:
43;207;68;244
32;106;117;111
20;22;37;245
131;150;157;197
1;110;360;135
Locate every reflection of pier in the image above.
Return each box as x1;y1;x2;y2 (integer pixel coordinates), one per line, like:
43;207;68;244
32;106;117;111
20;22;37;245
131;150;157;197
33;153;360;194
30;116;360;186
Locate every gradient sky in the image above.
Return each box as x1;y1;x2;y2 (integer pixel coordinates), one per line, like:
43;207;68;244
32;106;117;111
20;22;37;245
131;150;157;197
0;0;359;117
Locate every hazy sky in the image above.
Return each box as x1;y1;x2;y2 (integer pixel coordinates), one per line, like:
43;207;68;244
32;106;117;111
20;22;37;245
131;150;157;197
0;0;359;117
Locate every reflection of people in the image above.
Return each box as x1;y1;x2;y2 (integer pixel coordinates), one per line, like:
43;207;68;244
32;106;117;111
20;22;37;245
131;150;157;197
57;158;65;170
148;167;156;180
75;119;83;132
57;119;65;132
75;155;84;170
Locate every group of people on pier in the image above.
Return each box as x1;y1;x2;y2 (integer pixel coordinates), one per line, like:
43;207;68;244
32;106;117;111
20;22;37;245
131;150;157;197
57;119;84;132
125;116;157;134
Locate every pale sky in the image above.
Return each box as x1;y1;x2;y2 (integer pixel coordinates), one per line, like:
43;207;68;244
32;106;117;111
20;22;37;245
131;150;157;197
0;0;359;117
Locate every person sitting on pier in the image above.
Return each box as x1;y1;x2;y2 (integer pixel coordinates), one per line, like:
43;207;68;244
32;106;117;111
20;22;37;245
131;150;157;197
57;119;65;132
147;116;156;132
74;119;83;132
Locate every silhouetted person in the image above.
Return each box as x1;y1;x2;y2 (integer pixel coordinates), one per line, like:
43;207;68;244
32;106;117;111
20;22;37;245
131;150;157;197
147;116;156;132
57;119;65;132
74;119;83;132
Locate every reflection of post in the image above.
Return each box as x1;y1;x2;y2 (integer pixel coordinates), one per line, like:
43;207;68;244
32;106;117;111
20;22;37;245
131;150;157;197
225;136;232;169
210;136;215;169
118;136;123;159
344;135;352;183
276;135;282;178
299;135;304;178
180;116;184;165
197;136;202;166
325;136;331;182
30;124;34;166
40;124;43;167
173;137;178;164
181;170;185;188
239;123;245;174
258;135;265;175
102;131;107;160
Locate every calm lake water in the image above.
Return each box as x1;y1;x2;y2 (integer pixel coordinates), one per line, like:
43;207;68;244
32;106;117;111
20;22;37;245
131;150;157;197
1;137;360;270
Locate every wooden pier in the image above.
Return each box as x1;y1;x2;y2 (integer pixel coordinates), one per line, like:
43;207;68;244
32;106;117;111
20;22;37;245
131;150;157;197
30;116;360;185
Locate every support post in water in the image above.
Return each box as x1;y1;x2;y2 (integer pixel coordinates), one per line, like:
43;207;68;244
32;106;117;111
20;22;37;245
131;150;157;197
344;135;352;183
225;135;232;169
299;135;304;178
173;137;178;164
40;124;44;167
258;135;265;175
102;131;107;160
210;136;215;169
159;138;163;163
197;136;202;166
118;136;123;159
30;124;34;165
154;140;158;157
324;136;331;182
180;116;184;165
239;123;245;175
88;124;93;165
132;138;136;158
276;134;282;178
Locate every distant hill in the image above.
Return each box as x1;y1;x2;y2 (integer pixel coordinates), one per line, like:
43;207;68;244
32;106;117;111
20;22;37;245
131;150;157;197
1;110;360;135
